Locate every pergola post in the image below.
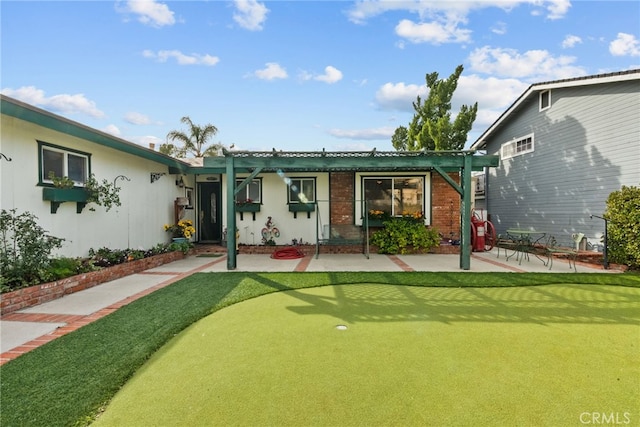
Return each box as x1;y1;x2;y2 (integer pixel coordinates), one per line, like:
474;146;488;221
226;155;237;270
459;153;473;270
206;150;498;271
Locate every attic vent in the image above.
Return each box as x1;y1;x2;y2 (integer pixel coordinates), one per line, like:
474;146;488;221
501;134;534;160
539;89;551;111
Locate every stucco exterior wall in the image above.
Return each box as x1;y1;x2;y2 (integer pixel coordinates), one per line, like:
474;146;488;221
220;172;330;246
1;114;189;257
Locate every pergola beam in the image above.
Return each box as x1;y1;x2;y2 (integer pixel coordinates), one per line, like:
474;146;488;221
221;150;498;270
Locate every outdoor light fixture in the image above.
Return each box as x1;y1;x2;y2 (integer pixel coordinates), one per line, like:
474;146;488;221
175;176;185;188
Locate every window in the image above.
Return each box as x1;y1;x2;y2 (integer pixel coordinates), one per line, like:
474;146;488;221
235;178;261;203
288;177;316;203
39;141;90;186
363;177;424;217
500;134;534;160
539;90;551;111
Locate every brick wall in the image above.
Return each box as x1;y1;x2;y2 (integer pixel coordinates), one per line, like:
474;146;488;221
431;172;461;240
0;251;185;316
329;172;355;224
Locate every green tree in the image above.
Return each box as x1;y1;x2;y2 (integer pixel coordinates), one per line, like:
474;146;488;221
392;65;477;151
604;184;640;268
164;116;221;158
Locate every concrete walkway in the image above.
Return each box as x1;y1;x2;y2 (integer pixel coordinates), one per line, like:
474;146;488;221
0;248;612;364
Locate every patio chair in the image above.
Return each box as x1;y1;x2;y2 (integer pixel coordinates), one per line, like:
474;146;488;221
496;234;519;259
545;236;577;272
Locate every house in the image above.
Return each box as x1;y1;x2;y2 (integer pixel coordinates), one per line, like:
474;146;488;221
470;69;640;249
1;95;194;257
1;94;498;270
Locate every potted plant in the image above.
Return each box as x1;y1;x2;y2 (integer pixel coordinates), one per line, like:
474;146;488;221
365;209;391;227
164;219;196;243
42;173;121;214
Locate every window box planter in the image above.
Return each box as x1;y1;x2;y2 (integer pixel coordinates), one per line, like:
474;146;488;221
236;203;261;220
365;219;386;228
42;187;89;214
289;203;315;218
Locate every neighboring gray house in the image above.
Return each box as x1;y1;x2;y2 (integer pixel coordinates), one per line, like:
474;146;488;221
471;69;640;249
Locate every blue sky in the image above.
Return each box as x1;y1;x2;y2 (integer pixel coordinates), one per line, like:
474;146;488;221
2;1;639;153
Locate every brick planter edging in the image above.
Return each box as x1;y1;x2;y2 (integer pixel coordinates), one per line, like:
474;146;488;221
0;251;185;316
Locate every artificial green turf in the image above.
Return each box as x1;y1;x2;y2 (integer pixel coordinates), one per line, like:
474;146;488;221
93;284;640;426
0;272;638;426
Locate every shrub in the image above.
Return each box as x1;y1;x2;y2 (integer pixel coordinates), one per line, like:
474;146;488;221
45;257;96;281
0;209;65;292
370;218;440;254
604;184;640;268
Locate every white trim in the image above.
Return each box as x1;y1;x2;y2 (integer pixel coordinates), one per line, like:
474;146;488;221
470;69;640;150
539;89;551;111
500;133;534;160
355;172;431;225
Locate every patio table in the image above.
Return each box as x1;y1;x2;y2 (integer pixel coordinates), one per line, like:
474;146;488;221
506;229;548;265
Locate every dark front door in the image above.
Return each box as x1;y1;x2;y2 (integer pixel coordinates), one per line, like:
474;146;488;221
198;182;222;242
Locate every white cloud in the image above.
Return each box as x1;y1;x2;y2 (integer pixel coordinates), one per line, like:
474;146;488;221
233;0;269;31
609;33;640;57
395;19;472;45
562;34;582;48
142;50;219;66
124;111;152;125
374;82;426;111
103;124;121;136
544;0;571;20
314;66;343;84
345;0;571;63
122;135;163;148
253;62;288;80
468;46;586;81
491;21;507;35
1;86;105;118
373;74;528;132
117;0;175;27
328;126;395;140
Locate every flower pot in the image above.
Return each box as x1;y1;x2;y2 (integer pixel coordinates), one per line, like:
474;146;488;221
42;187;89;213
236;203;260;220
289;203;315;218
172;237;189;244
236;203;261;212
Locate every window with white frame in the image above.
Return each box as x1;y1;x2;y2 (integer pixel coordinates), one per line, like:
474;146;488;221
288;177;316;203
39;141;90;186
539;90;551;111
363;176;424;217
235;178;262;203
500;134;534;160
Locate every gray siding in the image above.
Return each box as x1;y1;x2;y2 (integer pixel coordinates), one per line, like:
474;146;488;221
485;80;640;248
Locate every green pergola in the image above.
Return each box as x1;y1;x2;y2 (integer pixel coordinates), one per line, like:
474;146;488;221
196;149;499;271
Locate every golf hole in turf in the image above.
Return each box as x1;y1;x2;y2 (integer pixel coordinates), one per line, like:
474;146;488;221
335;324;348;330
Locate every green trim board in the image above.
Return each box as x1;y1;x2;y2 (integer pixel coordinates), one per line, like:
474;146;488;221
2;95;191;172
42;187;89;214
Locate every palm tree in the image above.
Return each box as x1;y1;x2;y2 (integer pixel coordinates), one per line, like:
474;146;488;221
165;116;221;158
